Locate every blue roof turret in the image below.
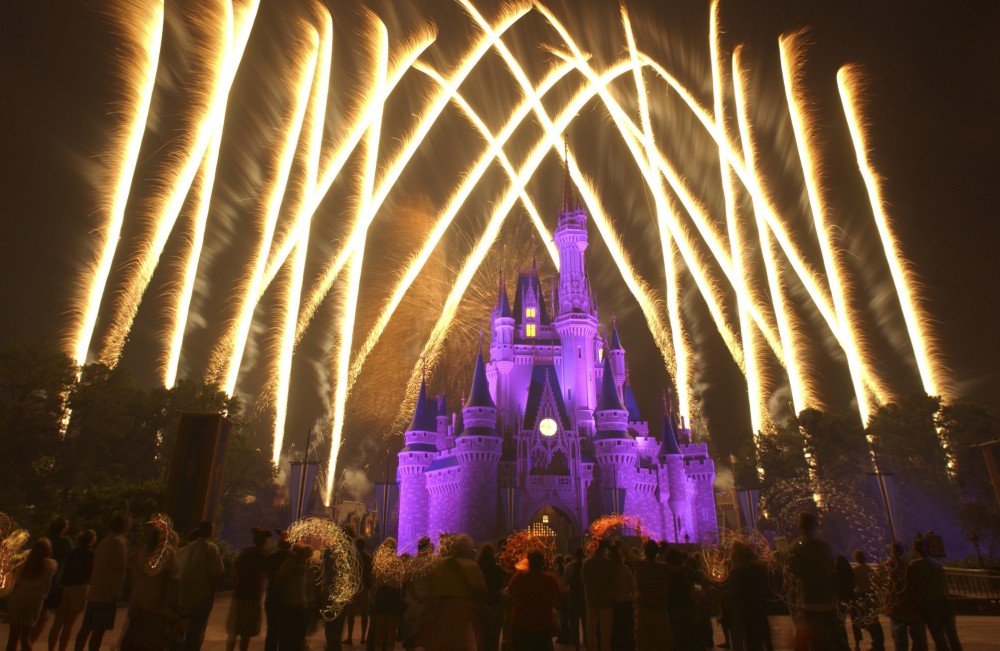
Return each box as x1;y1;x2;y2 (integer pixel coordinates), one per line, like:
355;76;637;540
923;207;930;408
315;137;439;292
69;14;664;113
658;391;682;457
465;350;496;409
623;382;642;422
596;354;625;412
437;393;447;416
658;413;682;457
407;378;438;433
497;274;512;318
610;317;623;350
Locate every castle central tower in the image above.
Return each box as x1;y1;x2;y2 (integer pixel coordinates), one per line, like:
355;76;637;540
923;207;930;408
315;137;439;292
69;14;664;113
553;183;599;432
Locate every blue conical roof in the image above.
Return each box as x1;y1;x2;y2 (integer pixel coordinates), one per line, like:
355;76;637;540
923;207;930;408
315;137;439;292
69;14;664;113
407;379;438;432
465;350;496;409
610;322;623;350
623;382;642;422
595;354;625;412
497;275;512;318
659;412;682;456
437;393;447;416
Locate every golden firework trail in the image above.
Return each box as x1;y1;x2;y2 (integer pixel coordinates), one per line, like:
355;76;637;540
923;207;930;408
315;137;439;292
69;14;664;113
272;8;334;466
347;58;571;391
836;65;946;402
620;2;691;418
325;14;389;503
214;35;319;395
164;131;224;388
72;0;163;369
163;0;236;388
542;49;745;402
710;1;765;436
260;25;438;297
295;5;530;345
637;52;840;335
99;0;261;367
779;32;888;423
732;46;814;415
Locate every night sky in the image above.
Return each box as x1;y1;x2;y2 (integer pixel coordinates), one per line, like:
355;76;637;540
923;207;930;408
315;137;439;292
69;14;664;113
2;0;998;473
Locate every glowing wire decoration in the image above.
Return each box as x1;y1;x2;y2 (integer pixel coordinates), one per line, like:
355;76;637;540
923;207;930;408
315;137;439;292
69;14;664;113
0;514;30;597
144;513;177;575
287;517;362;620
67;1;949;490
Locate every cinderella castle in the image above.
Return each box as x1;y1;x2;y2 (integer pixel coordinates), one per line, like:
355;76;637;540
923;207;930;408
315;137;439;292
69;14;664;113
395;182;717;553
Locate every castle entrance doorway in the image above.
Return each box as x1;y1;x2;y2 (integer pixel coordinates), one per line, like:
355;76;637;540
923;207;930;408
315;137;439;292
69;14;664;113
528;505;575;553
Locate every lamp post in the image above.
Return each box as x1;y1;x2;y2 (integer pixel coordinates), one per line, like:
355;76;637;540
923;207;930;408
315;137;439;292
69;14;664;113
969;532;983;568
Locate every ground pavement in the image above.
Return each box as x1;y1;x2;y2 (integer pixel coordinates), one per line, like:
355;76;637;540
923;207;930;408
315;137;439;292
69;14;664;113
17;592;1000;651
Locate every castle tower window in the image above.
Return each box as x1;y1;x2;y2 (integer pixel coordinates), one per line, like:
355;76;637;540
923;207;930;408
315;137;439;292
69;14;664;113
526;324;536;337
526;307;536;318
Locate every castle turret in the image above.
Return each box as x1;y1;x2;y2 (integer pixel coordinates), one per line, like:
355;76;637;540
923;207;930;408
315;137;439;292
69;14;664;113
654;403;688;542
489;275;515;423
553;166;599;430
436;394;453;450
396;378;439;553
593;355;636;515
608;318;625;396
455;350;502;542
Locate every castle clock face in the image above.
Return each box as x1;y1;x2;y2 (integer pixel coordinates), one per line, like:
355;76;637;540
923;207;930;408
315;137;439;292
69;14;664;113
539;417;558;437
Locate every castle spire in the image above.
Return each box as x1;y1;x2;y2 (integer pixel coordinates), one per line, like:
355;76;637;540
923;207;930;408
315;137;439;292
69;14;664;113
496;272;512;318
596;352;625;412
562;138;574;212
610;314;622;350
465;349;496;409
657;389;681;456
407;374;438;433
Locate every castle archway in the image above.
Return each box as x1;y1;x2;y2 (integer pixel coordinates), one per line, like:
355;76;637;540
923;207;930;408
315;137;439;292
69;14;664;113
526;504;577;553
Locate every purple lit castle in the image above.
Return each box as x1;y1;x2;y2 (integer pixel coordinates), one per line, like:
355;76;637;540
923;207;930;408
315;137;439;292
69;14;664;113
396;186;718;552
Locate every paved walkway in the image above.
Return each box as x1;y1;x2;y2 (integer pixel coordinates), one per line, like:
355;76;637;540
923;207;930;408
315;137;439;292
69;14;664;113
20;593;1000;651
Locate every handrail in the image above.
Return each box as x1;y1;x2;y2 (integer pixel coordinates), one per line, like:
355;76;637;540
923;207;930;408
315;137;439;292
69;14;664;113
944;567;1000;603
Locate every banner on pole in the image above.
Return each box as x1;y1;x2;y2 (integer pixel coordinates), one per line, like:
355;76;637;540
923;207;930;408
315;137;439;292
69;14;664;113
736;488;760;529
374;482;399;540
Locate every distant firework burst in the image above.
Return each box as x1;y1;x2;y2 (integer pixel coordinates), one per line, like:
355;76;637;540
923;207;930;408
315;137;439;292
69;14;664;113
66;0;948;501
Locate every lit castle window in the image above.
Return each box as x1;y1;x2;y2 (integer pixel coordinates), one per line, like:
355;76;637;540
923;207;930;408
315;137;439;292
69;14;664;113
539;417;557;437
526;307;536;318
526;323;536;337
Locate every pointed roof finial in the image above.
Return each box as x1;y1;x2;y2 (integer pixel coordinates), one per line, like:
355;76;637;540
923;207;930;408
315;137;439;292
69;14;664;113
421;354;426;381
478;326;483;352
562;138;574;212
